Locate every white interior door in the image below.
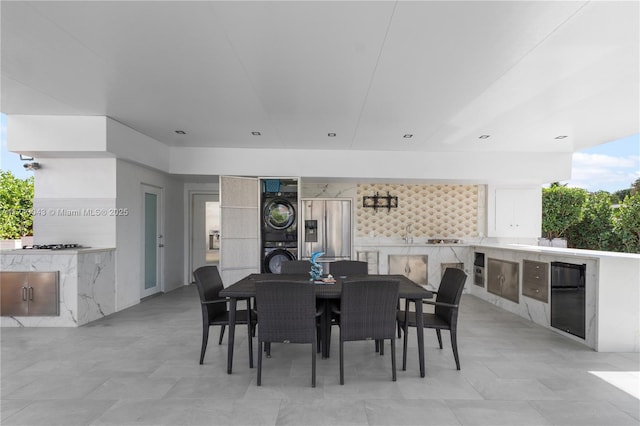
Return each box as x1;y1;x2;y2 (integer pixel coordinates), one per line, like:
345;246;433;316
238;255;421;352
190;193;219;279
142;184;163;298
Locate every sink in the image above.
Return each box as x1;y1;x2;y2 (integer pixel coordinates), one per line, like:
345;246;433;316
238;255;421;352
426;239;462;244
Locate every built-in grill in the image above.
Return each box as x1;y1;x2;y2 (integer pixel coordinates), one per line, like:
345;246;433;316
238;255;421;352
22;244;82;250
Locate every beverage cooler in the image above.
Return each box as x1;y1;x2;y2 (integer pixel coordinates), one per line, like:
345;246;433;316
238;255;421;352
551;261;586;339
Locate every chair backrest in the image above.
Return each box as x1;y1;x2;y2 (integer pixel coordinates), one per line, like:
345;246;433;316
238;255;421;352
435;268;467;325
193;266;226;319
340;279;399;341
330;260;368;277
255;280;316;344
280;260;311;275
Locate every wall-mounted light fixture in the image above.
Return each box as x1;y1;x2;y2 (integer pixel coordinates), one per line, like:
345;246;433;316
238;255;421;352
363;192;398;212
23;162;41;170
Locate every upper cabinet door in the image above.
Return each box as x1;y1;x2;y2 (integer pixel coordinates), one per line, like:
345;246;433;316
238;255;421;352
488;186;541;238
220;176;260;285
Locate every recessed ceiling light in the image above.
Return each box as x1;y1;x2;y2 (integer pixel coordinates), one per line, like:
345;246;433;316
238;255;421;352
555;135;568;139
328;133;336;137
175;130;186;135
251;131;261;136
403;134;413;138
478;135;490;139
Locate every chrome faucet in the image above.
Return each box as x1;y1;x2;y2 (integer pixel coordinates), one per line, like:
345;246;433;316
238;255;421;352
402;223;413;244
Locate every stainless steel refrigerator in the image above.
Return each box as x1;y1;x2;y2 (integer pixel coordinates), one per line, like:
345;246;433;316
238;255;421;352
300;198;352;262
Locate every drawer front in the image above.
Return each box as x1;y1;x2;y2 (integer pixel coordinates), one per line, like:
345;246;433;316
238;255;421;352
522;260;549;303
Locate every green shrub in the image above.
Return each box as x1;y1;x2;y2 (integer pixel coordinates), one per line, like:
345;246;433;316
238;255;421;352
613;193;640;253
541;185;587;240
0;170;34;239
566;191;615;251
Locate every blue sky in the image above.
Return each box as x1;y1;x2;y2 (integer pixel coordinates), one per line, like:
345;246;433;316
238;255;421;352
1;113;639;191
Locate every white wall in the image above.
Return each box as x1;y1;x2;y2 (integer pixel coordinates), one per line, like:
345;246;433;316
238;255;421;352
7;115;107;154
116;159;185;310
106;118;170;172
32;158;117;247
171;147;572;183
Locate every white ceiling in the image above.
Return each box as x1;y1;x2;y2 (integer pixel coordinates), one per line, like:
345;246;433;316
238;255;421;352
1;1;638;155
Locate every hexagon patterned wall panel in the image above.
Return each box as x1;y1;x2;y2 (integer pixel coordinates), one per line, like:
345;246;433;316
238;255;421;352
356;184;478;238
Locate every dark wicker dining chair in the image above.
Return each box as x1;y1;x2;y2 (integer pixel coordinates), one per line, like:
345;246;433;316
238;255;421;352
193;266;256;365
255;280;321;387
397;267;467;370
334;279;400;385
280;260;311;275
329;260;368;277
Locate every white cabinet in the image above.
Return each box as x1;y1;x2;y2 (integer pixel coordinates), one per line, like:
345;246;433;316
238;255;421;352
488;187;541;238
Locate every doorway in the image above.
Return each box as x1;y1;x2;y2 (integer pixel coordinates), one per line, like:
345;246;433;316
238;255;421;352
142;185;163;298
190;193;220;281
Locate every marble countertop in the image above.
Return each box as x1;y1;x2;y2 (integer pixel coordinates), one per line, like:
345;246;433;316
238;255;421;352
472;243;640;260
1;247;116;255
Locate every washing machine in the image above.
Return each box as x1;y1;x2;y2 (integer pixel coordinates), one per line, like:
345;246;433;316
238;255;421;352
262;193;298;243
263;242;297;273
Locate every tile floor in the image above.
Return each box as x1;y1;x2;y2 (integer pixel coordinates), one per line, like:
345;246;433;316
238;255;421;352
1;285;638;425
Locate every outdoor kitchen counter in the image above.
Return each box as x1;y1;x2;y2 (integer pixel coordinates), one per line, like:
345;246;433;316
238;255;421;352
470;243;640;352
1;248;115;327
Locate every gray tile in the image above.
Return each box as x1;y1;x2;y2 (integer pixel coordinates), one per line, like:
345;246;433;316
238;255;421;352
446;400;552;425
0;400;31;422
276;399;368;425
2;400;116;426
163;376;251;400
1;287;637;426
364;399;460;425
530;400;640;426
92;398;280;426
4;375;108;400
468;378;561;401
84;377;176;400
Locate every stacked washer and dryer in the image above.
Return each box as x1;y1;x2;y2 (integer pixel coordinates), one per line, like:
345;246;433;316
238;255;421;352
261;178;299;273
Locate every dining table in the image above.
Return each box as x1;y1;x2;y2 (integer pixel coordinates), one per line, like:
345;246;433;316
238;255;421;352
219;273;433;377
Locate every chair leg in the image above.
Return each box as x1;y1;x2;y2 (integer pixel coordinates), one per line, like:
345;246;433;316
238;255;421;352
391;337;397;382
402;321;408;371
257;340;263;386
436;329;443;349
450;329;461;370
200;324;209;365
312;336;317;388
379;339;384;356
339;340;345;385
266;342;271;358
396;299;402;338
375;339;379;353
218;325;226;345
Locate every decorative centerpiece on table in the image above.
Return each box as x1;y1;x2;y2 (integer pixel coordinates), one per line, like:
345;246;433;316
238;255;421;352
310;251;324;281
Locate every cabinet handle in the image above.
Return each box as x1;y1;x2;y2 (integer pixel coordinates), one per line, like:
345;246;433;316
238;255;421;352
22;286;28;301
28;286;34;301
